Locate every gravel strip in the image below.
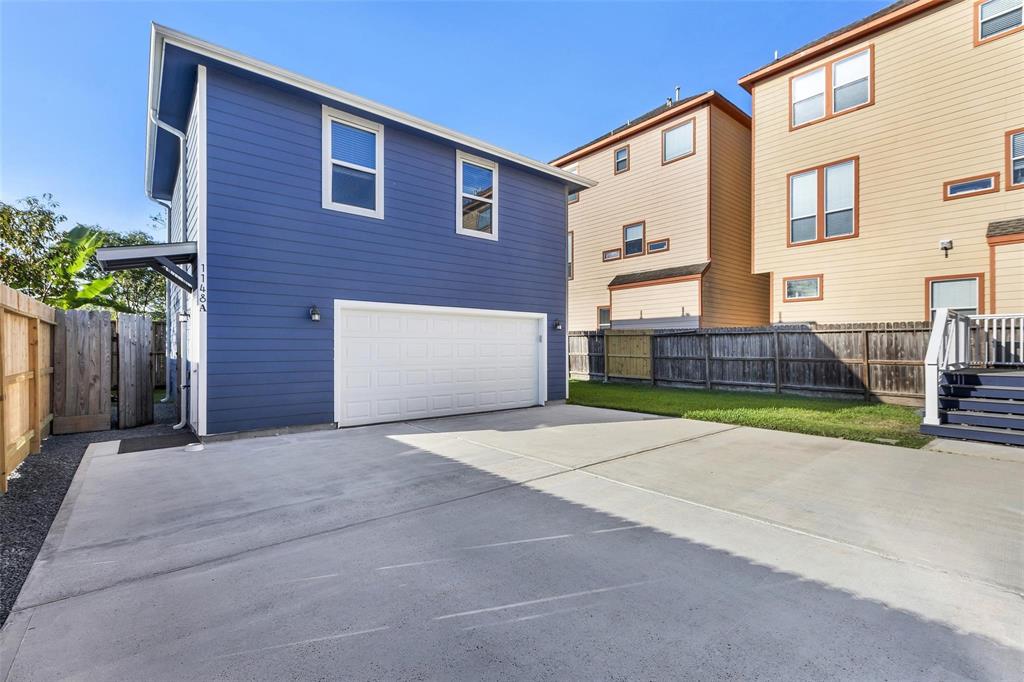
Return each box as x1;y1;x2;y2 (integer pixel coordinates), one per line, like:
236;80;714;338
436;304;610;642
1;400;179;627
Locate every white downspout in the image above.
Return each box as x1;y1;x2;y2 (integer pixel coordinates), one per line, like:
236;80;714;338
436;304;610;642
149;109;189;430
151;197;174;404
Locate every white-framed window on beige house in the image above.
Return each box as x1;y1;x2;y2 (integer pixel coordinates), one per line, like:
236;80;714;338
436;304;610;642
662;119;695;164
791;68;826;127
787;157;858;246
614;146;630;174
597;306;611;329
928;276;982;320
831;50;871;113
976;0;1023;44
603;248;621;262
783;274;823;302
566;162;580;203
623;222;645;257
567;231;574;280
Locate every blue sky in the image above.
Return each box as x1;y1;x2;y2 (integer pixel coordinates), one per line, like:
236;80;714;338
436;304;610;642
1;1;889;238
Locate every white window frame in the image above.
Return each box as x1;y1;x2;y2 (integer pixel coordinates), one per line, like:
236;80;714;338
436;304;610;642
945;175;997;199
831;49;871;114
456;150;499;241
929;277;979;319
789;169;819;244
321;106;384;219
784;275;822;301
1009;131;1024;188
791;67;826;127
977;0;1023;42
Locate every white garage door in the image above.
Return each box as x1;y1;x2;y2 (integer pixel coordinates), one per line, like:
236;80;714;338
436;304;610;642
334;300;547;427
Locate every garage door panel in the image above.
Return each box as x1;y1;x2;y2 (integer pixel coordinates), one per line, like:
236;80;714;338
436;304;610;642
335;302;544;426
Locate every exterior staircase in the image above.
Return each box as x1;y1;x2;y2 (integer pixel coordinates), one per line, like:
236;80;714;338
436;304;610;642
921;369;1024;446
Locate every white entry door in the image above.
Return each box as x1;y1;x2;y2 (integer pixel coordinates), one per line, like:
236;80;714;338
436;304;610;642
334;300;547;427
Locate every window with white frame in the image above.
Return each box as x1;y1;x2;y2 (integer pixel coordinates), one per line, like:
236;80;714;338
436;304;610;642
791;68;826;126
322;107;383;218
978;0;1022;42
944;174;998;199
930;278;979;319
614;146;630;173
789;158;857;244
566;163;580;203
597;306;611;329
567;232;574;280
662;120;694;163
623;222;644;256
1009;130;1024;187
784;275;822;301
832;50;871;113
456;151;498;240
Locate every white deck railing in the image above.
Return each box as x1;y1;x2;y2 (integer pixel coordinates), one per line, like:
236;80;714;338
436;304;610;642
923;309;1024;425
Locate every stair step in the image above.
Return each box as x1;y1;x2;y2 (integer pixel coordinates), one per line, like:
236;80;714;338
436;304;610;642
944;410;1024;429
940;397;1024;415
941;384;1024;400
943;370;1024;388
920;423;1024;447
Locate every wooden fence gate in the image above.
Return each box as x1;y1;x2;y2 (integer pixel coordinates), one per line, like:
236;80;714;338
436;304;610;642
1;285;56;493
115;314;154;429
53;310;112;434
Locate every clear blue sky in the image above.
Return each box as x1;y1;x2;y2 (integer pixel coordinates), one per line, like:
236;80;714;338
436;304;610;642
1;1;889;238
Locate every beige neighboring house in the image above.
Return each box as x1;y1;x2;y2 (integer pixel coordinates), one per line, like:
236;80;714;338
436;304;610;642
741;0;1024;324
553;91;768;331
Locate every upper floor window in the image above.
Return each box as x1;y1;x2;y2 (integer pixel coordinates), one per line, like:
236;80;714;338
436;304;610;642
623;222;645;257
662;119;695;164
456;151;498;241
614;146;630;174
788;157;858;246
790;47;873;129
567;231;574;280
977;0;1023;44
322;106;384;219
1008;129;1024;189
566;163;580;203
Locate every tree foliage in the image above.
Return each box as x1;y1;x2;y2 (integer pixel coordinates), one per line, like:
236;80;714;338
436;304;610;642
0;196;165;318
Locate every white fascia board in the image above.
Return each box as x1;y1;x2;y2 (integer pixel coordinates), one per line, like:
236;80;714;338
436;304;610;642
145;23;597;197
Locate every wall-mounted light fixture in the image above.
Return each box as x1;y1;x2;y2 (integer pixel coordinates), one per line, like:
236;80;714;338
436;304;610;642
553;319;563;331
309;304;321;322
939;239;953;258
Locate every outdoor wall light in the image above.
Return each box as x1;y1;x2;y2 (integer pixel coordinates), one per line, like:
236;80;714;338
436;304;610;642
939;239;953;258
553;319;563;331
309;304;321;322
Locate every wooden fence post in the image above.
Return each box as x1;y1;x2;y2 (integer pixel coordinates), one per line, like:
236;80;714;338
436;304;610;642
29;318;40;454
704;332;712;390
773;329;782;393
649;333;656;386
602;331;609;383
862;329;871;399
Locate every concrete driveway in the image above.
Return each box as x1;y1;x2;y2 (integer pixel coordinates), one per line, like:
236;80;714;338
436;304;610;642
2;405;1021;680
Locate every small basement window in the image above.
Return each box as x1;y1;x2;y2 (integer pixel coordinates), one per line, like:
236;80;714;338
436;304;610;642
597;306;611;329
662;119;695;163
647;238;669;253
322;106;383;218
457;151;498;240
944;173;999;199
783;275;823;301
614;146;630;174
977;0;1023;43
623;222;645;257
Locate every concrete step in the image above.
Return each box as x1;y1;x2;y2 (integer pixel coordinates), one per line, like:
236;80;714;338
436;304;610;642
940;396;1024;415
944;410;1024;430
920;423;1024;447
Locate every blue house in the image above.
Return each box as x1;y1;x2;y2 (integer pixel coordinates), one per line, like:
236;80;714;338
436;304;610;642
98;25;593;436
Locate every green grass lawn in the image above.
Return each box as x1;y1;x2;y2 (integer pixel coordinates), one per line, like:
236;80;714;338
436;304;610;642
568;380;931;448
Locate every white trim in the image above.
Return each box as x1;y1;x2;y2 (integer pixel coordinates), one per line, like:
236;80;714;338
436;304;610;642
784;276;821;301
978;0;1023;40
332;300;548;426
196;65;209;437
321;105;385;219
945;176;995;198
145;23;595;199
455;150;499;241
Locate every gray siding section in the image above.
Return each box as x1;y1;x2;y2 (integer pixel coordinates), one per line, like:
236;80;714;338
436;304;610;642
202;69;567;434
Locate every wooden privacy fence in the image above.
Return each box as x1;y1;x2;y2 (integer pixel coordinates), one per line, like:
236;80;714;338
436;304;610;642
112;319;165;392
114;314;154;429
1;284;55;493
569;322;931;404
53;309;112;434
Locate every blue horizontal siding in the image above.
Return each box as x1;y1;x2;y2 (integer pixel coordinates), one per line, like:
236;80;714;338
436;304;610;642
204;68;567;434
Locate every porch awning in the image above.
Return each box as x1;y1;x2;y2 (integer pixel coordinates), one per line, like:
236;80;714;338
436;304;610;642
95;241;197;293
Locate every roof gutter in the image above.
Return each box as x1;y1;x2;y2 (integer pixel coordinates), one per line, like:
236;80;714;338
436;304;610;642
737;0;948;92
144;23;595;194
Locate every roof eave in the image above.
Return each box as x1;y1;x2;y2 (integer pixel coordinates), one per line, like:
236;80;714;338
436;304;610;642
737;0;948;92
144;23;595;194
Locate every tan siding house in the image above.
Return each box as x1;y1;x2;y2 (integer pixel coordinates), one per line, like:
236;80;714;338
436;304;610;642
555;92;768;331
742;0;1024;324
